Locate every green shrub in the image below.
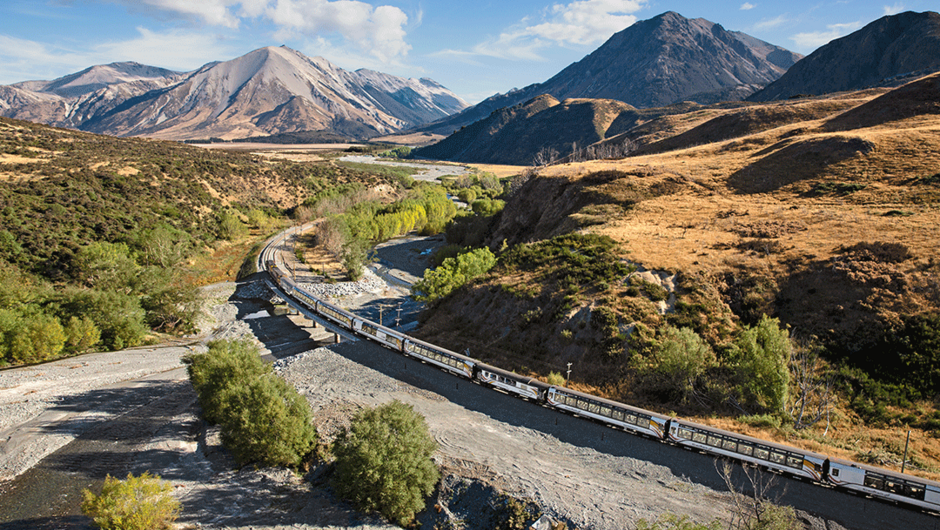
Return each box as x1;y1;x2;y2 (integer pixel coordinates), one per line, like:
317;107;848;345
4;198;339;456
546;371;566;386
0;307;66;364
636;513;721;530
60;289;148;351
650;326;715;398
333;400;440;526
184;339;268;424
412;247;497;303
185;339;315;467
220;373;317;467
81;472;181;530
64;316;101;353
730;315;791;413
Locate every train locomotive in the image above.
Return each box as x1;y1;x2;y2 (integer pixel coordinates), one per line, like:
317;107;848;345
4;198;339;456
265;260;940;514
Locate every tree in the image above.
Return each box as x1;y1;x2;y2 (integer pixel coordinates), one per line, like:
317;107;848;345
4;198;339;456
730;315;791;413
61;289;148;351
184;339;268;425
333;400;440;526
650;326;715;401
220;373;316;467
64;316;101;354
217;209;247;240
72;242;140;293
81;472;180;530
717;461;801;530
185;339;316;467
411;247;496;303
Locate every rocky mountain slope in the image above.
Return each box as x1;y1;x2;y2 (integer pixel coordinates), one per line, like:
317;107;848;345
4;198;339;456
0;62;184;130
414;95;639;165
749;10;940;101
416;11;800;136
0;46;467;141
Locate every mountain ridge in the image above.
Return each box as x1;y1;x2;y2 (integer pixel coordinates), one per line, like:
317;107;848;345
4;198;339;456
749;10;940;101
0;46;467;141
414;11;801;136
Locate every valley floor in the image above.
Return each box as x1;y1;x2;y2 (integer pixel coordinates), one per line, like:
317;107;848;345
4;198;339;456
0;240;935;529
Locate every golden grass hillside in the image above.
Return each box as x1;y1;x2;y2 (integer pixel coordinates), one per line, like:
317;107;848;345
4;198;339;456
414;72;940;480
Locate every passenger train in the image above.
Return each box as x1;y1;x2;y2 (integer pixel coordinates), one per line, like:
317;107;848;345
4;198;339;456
266;260;940;514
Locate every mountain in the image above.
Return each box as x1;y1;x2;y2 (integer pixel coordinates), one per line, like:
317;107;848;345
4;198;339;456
749;11;940;102
0;46;467;141
415;11;800;136
414;96;639;165
0;62;184;129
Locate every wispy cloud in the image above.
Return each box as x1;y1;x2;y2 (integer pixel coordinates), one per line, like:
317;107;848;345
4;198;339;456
0;35;90;83
0;28;233;84
93;27;234;71
753;14;789;31
883;2;906;16
791;21;861;50
109;0;412;64
740;3;757;10
434;0;647;62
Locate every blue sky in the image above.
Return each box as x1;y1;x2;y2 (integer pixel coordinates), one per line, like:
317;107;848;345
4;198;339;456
0;1;933;102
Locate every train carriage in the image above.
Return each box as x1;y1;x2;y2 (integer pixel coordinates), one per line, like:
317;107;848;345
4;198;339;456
827;458;940;512
547;386;670;439
668;419;827;481
476;363;551;401
316;299;355;328
353;317;405;351
402;337;475;379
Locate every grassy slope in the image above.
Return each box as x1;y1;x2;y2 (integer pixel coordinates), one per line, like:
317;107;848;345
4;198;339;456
414;72;940;479
0;117;395;282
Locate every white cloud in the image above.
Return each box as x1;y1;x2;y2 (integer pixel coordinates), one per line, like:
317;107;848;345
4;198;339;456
791;21;861;50
114;0;242;28
740;3;756;10
883;3;906;16
0;28;232;84
0;35;89;84
110;0;412;64
437;0;647;62
93;27;234;71
753;14;789;31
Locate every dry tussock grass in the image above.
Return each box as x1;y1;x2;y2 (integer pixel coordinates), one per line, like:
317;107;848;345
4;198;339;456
524;77;940;479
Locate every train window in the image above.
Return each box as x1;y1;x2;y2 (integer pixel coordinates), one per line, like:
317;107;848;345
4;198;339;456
787;456;803;469
737;444;753;456
611;410;624;421
577;399;589;410
754;448;769;460
692;432;707;444
907;486;926;500
587;403;601;414
600;406;612;417
678;428;693;440
864;475;885;490
769;452;785;464
722;440;737;451
626;414;638;425
707;436;721;448
830;468;840;477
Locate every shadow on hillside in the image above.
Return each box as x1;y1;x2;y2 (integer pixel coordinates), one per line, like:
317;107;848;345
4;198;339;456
728;136;875;194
